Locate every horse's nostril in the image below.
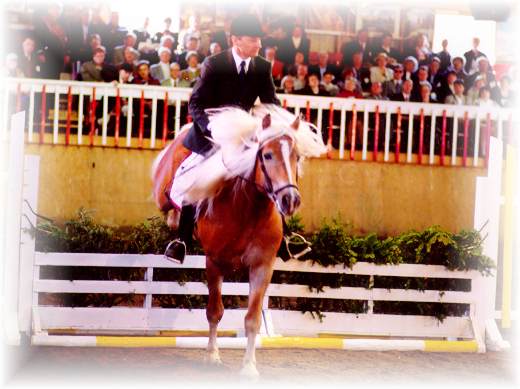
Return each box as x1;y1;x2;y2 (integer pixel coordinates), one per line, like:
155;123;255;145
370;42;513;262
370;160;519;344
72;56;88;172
282;194;291;211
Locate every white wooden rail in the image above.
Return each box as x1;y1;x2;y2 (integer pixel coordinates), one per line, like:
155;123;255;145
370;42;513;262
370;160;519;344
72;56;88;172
3;77;517;167
30;252;482;345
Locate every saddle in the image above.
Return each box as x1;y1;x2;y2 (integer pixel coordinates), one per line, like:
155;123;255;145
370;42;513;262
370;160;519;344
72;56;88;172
153;129;192;213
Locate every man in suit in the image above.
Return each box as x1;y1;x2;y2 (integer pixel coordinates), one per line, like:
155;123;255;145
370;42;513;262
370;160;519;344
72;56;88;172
341;29;372;68
463;37;487;76
18;36;38;78
308;52;340;81
112;32;139;65
165;13;281;263
67;9;92;65
372;33;401;63
150;47;172;83
390;79;413;102
383;64;403;97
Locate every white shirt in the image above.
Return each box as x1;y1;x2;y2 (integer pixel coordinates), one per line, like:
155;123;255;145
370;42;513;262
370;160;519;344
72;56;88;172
292;36;302;49
232;46;251;74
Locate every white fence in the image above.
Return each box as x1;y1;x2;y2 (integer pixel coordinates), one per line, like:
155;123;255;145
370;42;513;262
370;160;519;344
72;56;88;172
3;77;517;167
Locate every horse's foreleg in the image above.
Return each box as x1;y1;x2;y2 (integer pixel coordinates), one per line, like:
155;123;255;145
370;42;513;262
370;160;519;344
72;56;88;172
205;258;224;365
241;262;274;378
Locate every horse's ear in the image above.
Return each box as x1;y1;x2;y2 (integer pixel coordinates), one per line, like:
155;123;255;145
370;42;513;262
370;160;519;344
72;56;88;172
291;115;300;130
262;113;271;130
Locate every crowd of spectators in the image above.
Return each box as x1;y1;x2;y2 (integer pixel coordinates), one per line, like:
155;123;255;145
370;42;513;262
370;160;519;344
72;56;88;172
5;3;515;110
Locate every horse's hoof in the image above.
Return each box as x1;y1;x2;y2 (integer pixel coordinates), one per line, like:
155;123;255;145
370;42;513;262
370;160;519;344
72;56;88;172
239;362;260;380
205;351;223;366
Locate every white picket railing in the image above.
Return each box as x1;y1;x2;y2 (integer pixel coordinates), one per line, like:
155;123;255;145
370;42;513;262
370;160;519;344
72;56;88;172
3;77;517;167
32;252;482;344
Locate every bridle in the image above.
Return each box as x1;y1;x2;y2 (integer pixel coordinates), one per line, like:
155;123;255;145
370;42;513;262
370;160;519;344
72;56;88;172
223;133;300;205
257;146;299;204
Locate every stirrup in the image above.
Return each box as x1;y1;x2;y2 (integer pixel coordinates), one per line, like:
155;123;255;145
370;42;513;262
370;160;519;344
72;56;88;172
283;232;312;260
164;239;186;264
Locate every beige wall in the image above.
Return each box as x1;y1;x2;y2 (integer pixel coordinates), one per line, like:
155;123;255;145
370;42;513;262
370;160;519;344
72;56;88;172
27;145;486;234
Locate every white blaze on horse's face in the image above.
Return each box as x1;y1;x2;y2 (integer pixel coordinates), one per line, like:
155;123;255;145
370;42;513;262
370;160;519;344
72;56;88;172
261;133;301;216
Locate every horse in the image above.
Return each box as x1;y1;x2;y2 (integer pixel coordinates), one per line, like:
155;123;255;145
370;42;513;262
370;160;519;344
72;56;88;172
151;104;326;377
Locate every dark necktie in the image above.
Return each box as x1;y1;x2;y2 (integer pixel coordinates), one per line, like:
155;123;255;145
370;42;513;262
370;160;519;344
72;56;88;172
239;60;246;82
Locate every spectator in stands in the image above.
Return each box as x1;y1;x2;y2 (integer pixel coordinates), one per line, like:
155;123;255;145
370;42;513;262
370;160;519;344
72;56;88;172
309;52;340;81
67;8;93;65
150;47;172;83
296;73;329;96
113;32;139;65
104;12;127;61
467;57;499;100
88;34;103;55
444;79;467;105
498;76;515;107
466;75;486;105
118;47;139;70
209;42;222;56
390;79;413;102
436;39;451;72
341;29;371;67
179;51;201;87
294;64;308;91
321;72;340;96
464;37;487;76
133;60;160;88
18;37;37;78
264;46;284;85
427;57;443;92
338;77;363;99
367;81;388;100
118;62;134;84
446;56;467;85
177;36;203;69
438;70;457;103
411;65;429;100
414;81;436;103
350;51;371;93
162;62;189;87
154;17;177;45
402;56;418;81
283;25;310;65
383;63;403;97
407;33;431;66
178;14;202;52
370;52;394;84
278;75;295;94
33;2;69;79
5;53;24;77
80;46;116;82
160;35;176;52
284;51;305;77
34;49;52;79
372;32;401;63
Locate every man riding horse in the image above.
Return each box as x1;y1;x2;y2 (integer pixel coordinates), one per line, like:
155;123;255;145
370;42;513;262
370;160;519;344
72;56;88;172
164;14;302;263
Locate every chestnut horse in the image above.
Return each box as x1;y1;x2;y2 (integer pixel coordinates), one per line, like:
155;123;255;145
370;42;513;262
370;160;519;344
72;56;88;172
152;105;325;377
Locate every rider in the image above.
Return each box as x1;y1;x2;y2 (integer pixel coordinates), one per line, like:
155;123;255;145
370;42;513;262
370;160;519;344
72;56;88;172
164;13;281;263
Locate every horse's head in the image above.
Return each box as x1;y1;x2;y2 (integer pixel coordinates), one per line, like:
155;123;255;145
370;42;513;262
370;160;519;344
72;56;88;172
255;113;301;216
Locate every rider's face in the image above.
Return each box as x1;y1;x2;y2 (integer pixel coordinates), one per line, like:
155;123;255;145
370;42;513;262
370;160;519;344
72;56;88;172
233;35;262;58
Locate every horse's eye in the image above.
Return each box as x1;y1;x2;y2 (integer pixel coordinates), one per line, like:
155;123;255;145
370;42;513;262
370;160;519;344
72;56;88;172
263;152;273;161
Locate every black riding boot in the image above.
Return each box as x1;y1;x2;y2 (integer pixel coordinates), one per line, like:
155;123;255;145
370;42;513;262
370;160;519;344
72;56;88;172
164;205;196;263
